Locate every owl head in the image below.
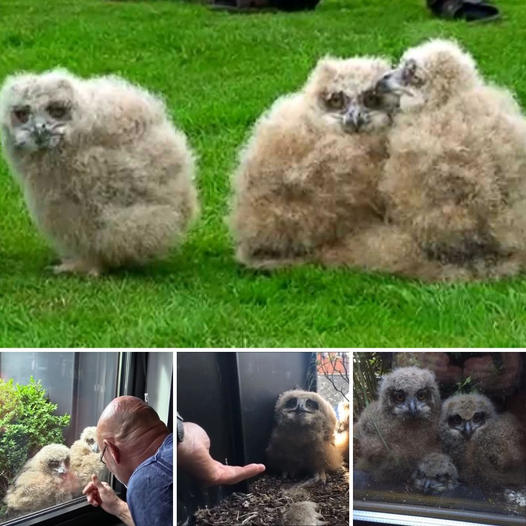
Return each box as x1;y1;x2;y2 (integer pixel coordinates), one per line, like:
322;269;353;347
79;426;99;453
379;366;441;421
0;69;80;153
274;389;336;431
303;55;394;134
31;444;71;478
374;39;481;111
440;393;496;443
411;452;459;495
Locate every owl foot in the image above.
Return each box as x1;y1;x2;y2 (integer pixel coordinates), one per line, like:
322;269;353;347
295;471;327;487
50;259;103;277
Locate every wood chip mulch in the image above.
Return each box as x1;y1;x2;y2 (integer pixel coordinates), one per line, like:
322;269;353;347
194;468;349;525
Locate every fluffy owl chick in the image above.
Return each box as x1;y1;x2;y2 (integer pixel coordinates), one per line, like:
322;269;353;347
70;426;107;492
0;69;198;276
411;452;459;495
4;444;77;517
266;390;342;483
230;55;393;269
282;501;327;526
465;412;526;489
376;39;526;280
355;367;441;483
438;393;497;472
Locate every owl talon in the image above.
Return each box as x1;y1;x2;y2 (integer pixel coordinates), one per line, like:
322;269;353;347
51;260;103;277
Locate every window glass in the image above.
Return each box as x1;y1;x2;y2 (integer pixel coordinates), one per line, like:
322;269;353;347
353;352;526;521
0;352;118;523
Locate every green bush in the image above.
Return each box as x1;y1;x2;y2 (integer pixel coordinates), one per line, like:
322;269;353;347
0;377;70;509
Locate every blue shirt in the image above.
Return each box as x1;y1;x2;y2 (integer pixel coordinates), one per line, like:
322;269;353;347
127;433;173;526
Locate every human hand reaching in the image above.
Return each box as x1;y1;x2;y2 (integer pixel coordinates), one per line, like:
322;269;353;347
83;475;134;526
178;422;265;486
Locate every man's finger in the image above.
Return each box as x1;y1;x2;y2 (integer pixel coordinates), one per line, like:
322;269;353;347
216;463;266;485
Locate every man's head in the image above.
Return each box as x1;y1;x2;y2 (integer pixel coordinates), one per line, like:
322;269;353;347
96;396;169;485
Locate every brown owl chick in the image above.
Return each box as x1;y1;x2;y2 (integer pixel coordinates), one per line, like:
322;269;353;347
440;394;526;488
70;426;107;492
0;69;199;276
376;39;526;281
266;390;342;483
411;452;459;495
438;393;497;471
4;444;78;518
466;413;526;489
230;55;394;270
355;367;441;483
282;501;327;526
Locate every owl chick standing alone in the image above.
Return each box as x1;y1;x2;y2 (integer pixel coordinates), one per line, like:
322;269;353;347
0;69;198;276
266;390;342;483
355;367;441;483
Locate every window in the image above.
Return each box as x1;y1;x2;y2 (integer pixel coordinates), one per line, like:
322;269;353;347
0;351;172;525
353;352;526;526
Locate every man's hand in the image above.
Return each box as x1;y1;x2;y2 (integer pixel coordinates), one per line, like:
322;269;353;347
83;475;135;526
178;422;265;486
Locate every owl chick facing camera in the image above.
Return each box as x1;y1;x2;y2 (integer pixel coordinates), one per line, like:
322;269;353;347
0;69;199;276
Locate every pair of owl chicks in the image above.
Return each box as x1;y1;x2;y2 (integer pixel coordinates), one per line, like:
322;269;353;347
355;366;526;496
3;426;106;518
231;38;526;281
0;70;199;277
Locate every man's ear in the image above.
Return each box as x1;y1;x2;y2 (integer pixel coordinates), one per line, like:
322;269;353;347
107;441;121;464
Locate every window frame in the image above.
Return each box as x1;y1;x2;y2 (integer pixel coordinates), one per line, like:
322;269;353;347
353;500;526;526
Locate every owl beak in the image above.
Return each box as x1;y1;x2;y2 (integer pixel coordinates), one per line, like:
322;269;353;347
462;421;473;440
32;118;50;145
91;442;99;453
408;398;418;417
375;70;414;97
342;104;366;132
295;400;308;413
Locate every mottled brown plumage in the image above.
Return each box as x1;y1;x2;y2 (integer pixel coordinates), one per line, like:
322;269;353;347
266;390;342;483
355;367;441;483
439;394;526;488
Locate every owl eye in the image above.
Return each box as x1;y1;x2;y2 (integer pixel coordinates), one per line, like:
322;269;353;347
325;91;346;110
362;90;381;109
306;399;319;411
87;438;94;444
472;412;485;424
416;389;427;401
448;414;463;427
13;107;30;123
48;460;59;469
285;397;297;409
46;103;68;119
392;390;405;403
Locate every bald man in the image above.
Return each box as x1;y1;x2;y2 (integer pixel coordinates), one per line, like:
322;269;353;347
83;396;172;526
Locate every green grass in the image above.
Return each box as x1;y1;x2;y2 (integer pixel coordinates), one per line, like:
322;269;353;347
1;0;526;347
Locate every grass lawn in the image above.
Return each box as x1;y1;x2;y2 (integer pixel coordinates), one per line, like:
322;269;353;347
1;0;526;347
